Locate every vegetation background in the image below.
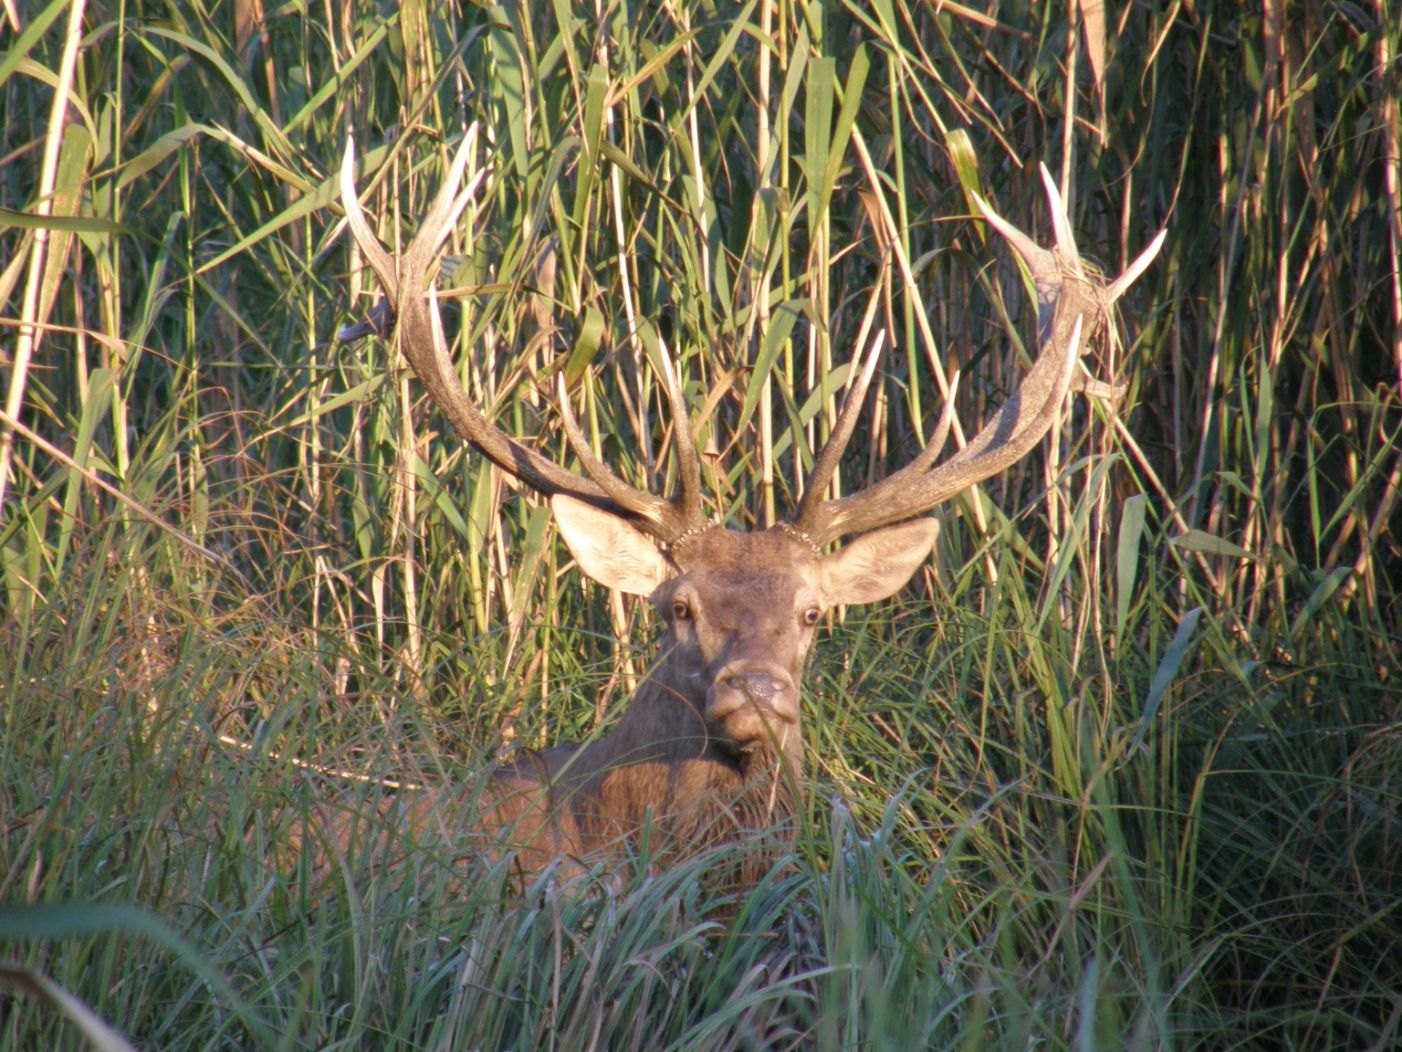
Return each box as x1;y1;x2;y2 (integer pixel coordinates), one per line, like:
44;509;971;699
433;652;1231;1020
2;0;1399;1048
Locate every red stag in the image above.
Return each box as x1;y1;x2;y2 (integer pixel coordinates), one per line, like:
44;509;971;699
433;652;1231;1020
334;132;1163;883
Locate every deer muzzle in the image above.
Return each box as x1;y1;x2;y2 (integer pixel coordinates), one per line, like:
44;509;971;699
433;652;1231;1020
706;667;799;748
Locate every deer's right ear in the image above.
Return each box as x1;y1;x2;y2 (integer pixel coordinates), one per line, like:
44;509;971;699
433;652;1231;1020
550;494;675;596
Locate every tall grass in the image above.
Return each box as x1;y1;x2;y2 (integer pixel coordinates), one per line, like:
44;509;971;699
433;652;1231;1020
2;1;1399;1048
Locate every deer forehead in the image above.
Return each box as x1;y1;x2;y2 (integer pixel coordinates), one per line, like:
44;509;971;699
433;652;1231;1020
670;527;820;577
666;527;823;605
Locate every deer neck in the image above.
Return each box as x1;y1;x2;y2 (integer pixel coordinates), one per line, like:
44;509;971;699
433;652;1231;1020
562;662;802;853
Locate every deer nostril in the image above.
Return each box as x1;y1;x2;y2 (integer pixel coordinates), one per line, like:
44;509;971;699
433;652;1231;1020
725;673;785;702
708;669;800;733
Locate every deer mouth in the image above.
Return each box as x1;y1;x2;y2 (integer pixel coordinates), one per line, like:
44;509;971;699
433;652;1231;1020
706;669;799;751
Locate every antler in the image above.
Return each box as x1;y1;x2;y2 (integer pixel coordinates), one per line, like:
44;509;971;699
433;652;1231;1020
792;165;1166;545
339;130;708;543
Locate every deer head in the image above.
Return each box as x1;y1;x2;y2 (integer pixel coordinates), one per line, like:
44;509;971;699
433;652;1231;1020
336;129;1164;879
550;495;938;759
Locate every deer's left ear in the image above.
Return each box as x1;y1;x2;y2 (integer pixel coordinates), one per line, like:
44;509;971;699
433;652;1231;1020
551;494;675;596
820;518;939;606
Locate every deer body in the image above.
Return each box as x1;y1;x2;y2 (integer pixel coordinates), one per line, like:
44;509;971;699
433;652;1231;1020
333;130;1163;883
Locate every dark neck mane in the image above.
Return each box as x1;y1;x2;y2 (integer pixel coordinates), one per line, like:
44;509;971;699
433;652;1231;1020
542;666;802;876
570;739;799;886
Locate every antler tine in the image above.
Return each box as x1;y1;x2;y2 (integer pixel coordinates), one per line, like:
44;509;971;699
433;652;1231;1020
1106;228;1168;305
791;329;886;533
859;368;965;492
793;362;964;542
418;125;480;257
1038;164;1083;274
654;339;705;526
554;374;689;535
340;133;397;295
791;253;892;532
798;172;1164;545
340;134;689;542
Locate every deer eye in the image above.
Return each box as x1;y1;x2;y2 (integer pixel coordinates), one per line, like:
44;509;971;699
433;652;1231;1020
802;606;822;627
671;599;692;622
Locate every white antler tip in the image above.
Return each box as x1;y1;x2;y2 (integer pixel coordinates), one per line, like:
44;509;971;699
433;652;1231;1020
1038;163;1081;265
977;190;1054;278
339;137;357;201
1105;227;1168;303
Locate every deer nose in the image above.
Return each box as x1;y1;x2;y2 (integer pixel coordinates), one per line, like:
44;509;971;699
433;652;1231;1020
707;667;799;745
724;672;787;703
